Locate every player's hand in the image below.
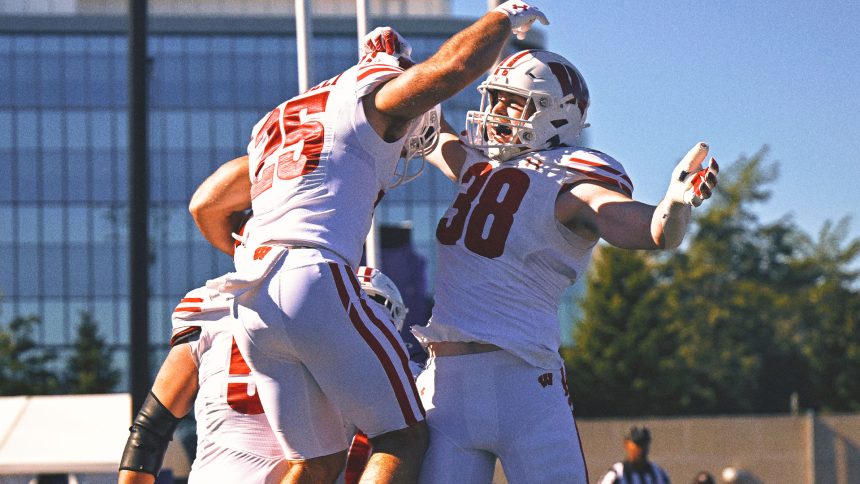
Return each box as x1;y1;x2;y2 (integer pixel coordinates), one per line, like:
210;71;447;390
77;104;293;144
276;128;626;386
359;26;413;59
666;142;719;207
493;1;549;40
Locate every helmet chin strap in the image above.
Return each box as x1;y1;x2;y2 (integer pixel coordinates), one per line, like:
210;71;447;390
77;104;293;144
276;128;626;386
487;142;532;162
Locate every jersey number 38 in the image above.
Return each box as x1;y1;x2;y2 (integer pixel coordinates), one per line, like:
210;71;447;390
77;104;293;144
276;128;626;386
436;163;529;259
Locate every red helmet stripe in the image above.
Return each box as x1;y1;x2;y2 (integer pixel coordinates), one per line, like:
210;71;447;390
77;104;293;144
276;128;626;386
548;61;575;98
503;49;535;68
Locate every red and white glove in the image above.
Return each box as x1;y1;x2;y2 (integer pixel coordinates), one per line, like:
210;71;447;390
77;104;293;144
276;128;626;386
493;1;549;40
666;142;719;207
359;26;413;59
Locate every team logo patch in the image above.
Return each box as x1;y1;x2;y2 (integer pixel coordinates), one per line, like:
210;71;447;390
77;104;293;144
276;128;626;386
538;372;553;388
253;245;273;260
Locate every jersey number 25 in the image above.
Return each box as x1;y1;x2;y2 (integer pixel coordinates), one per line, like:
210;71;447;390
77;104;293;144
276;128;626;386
250;91;330;200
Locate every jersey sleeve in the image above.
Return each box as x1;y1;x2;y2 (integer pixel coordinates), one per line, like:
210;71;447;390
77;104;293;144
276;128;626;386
354;52;405;98
170;286;232;347
558;148;634;197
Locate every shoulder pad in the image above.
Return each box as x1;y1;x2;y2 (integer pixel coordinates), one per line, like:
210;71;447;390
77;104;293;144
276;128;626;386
557;148;633;196
355;52;404;98
170;286;231;346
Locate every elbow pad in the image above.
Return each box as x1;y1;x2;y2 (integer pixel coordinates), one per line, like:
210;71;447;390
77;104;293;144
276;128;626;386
654;197;691;249
119;392;181;476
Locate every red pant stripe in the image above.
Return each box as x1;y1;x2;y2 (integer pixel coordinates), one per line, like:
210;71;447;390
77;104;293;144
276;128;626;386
357;297;425;418
328;262;420;426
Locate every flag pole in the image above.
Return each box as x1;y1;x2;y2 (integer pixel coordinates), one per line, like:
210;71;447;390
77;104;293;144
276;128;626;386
357;0;382;269
295;0;313;92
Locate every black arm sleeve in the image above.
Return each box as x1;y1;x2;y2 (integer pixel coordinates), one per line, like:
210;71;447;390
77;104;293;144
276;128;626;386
119;391;181;476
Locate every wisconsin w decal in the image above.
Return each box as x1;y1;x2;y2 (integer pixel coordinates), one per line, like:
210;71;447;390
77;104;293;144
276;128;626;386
538;372;553;388
548;61;587;100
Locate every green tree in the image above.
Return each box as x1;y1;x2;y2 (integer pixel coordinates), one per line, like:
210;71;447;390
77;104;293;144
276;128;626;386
797;218;860;411
662;150;810;414
63;311;120;394
564;245;676;416
0;315;61;395
563;147;837;415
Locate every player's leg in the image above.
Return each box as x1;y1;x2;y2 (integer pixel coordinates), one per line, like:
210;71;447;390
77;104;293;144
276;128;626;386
230;335;349;483
232;260;351;483
415;356;498;484
494;361;588;484
287;260;427;483
362;422;428;483
281;450;348;484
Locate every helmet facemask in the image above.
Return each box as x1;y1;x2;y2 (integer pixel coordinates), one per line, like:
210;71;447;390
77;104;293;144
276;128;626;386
389;104;441;188
465;50;590;161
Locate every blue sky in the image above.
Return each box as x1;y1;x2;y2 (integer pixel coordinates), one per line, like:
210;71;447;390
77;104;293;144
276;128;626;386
452;1;860;246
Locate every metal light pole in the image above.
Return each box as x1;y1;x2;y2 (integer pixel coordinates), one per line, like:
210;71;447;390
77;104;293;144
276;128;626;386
295;0;313;92
356;0;369;46
128;0;150;414
356;0;382;269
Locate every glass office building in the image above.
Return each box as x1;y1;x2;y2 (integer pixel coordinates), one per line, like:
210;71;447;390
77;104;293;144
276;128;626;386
0;2;544;388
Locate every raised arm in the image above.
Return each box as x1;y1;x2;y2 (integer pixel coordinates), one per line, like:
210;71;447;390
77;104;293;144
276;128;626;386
118;343;198;484
368;2;548;139
424;112;468;181
651;142;719;248
559;143;719;250
188;155;251;255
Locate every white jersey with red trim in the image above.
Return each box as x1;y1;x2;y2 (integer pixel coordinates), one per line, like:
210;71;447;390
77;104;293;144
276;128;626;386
415;146;633;369
188;317;287;483
170;288;286;483
245;53;418;268
170;286;229;346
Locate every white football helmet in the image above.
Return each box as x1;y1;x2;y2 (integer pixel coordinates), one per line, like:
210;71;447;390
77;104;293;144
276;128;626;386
389;103;441;188
356;266;408;331
465;50;590;161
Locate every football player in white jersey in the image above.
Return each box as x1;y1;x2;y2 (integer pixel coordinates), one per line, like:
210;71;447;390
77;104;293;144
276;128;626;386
119;216;287;484
412;49;720;483
172;285;289;484
188;3;550;482
119;226;412;483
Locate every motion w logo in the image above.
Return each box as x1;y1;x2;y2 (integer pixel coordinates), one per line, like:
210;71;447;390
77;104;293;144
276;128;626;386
538;372;553;388
253;246;273;260
548;61;586;100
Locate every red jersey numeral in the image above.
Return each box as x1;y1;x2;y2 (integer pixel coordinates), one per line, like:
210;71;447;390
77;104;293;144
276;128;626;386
250;90;330;199
436;162;492;245
226;337;264;415
436;165;530;258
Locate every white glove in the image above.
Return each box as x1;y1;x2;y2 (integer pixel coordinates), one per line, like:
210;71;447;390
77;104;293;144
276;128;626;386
359;26;413;59
493;1;549;40
666;142;719;207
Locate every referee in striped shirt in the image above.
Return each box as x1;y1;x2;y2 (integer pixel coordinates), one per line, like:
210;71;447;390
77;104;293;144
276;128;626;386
598;426;671;484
